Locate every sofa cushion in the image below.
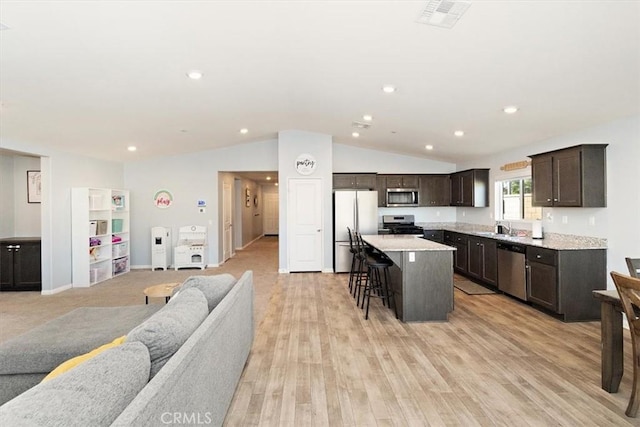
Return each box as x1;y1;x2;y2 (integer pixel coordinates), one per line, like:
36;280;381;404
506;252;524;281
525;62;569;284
0;342;150;427
127;287;208;378
42;335;127;382
180;274;237;312
0;305;161;376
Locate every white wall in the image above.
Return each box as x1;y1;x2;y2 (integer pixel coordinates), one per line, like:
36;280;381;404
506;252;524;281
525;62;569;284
13;155;41;236
0;139;123;292
456;115;640;288
333;143;456;174
278;130;333;272
0;153;41;238
124;140;279;268
0;153;16;238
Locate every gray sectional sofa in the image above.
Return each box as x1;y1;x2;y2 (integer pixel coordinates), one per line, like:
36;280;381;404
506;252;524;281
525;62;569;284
0;270;254;426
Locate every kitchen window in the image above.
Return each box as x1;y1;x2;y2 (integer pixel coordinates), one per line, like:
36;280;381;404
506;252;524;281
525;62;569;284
496;177;542;221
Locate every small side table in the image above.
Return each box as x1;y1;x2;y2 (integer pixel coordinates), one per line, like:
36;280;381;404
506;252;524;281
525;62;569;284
143;282;180;304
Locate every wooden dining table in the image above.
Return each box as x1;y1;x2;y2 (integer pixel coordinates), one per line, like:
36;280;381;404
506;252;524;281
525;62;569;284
592;289;631;393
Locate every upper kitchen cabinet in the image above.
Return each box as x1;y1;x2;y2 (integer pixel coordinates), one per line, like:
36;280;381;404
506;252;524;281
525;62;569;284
382;174;419;189
332;173;377;190
529;144;608;207
376;175;387;207
450;169;490;207
419;175;451;206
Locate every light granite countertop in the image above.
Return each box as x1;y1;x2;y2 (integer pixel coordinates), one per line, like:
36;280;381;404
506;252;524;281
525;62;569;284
415;222;607;250
362;234;456;252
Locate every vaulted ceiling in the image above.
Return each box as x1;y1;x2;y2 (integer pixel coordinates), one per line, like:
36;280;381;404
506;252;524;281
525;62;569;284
1;1;638;164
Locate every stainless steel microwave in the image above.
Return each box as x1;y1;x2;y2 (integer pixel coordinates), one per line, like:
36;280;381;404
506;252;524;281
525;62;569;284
386;188;419;207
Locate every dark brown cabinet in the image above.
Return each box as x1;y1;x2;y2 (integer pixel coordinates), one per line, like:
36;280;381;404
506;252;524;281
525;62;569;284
422;229;444;243
382;174;419;189
445;232;468;274
529;144;607;207
526;246;606;321
376;175;387;207
450;169;490;207
467;236;497;286
332;173;377;190
419;175;451;206
0;238;42;291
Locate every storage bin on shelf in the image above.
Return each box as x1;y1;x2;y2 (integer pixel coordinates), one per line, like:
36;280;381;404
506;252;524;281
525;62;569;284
112;219;123;233
113;256;129;275
112;242;128;258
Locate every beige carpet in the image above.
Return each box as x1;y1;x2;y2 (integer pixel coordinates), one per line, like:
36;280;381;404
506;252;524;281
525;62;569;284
0;236;279;343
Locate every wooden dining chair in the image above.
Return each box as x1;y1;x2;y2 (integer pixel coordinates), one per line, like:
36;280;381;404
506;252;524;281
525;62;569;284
626;258;640;278
610;271;640;417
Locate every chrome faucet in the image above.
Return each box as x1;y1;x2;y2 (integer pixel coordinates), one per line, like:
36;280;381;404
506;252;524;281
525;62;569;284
496;221;511;235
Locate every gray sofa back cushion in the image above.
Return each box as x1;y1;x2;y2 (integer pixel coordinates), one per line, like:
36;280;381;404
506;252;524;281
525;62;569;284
127;287;208;378
0;342;150;427
179;274;237;312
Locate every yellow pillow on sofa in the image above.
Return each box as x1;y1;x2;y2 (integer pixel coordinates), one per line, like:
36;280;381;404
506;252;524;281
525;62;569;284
42;335;127;382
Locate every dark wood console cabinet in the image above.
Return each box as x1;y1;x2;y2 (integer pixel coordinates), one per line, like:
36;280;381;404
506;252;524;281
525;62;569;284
0;237;42;291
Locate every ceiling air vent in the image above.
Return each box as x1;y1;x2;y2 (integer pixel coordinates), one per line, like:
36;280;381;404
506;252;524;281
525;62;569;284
352;121;371;130
416;0;471;29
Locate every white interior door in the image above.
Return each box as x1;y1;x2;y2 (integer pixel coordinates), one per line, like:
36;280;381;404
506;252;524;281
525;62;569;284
223;181;233;262
264;192;279;235
288;178;322;272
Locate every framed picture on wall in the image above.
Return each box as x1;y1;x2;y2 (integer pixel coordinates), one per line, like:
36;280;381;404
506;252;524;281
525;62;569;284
245;188;251;207
27;170;41;203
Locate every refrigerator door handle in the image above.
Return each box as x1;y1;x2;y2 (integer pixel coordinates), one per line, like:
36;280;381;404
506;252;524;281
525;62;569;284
354;196;358;231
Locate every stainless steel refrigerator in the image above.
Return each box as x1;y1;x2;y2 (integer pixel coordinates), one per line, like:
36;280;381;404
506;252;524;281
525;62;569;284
333;190;378;273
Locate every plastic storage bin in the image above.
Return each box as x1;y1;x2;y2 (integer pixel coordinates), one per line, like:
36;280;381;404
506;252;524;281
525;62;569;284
112;219;123;233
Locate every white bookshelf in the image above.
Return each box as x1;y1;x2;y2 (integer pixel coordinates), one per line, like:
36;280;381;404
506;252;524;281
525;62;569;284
72;188;130;287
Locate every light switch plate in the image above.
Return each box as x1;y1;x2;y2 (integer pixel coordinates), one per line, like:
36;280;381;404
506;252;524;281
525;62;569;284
409;252;415;262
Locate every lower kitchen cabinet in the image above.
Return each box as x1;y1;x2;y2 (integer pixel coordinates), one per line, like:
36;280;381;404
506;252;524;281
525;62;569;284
526;246;606;321
467;236;497;287
0;238;42;291
422;229;444;243
445;232;468;274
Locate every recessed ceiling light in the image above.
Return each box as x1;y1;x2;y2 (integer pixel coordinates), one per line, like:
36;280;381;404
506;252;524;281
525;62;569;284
363;114;373;121
266;176;271;181
187;70;203;80
425;145;434;150
127;146;137;152
240;128;248;134
503;105;519;114
275;182;279;186
382;85;396;93
352;132;360;138
454;130;464;137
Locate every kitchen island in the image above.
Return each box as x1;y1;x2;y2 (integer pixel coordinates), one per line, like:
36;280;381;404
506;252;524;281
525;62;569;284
361;234;456;322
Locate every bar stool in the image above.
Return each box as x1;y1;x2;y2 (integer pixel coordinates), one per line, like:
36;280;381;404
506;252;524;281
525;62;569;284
347;227;364;295
354;232;398;320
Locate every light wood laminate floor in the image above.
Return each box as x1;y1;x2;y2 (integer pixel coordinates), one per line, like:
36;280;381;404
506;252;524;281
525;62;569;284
225;272;636;426
0;236;635;425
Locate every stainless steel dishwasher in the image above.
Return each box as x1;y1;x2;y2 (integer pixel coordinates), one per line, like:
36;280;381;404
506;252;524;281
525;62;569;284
497;242;527;301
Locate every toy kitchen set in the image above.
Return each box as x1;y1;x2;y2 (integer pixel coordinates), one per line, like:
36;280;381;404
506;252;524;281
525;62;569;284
173;225;207;270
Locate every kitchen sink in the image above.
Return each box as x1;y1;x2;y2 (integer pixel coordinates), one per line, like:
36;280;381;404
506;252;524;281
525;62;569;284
474;231;528;242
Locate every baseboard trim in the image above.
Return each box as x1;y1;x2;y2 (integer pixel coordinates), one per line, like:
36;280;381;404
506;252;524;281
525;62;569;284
42;284;72;295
